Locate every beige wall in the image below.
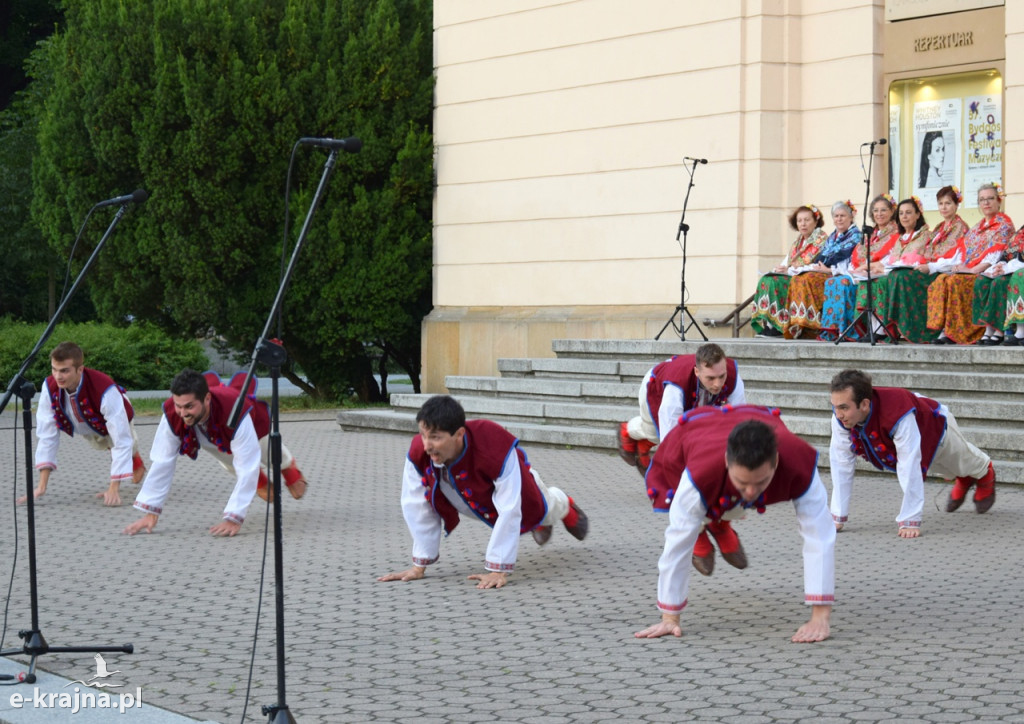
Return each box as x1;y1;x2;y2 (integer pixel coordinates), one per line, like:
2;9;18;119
424;1;906;392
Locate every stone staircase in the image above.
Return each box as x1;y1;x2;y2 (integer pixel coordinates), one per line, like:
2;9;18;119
336;338;1024;483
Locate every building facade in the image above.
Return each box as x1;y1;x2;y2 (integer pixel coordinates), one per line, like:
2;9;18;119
424;0;1015;392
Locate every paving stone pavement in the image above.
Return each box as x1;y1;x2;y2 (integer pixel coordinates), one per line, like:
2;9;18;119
0;411;1022;723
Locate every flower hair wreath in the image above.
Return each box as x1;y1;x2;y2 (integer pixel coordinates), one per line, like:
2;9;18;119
950;185;963;204
805;204;821;221
843;200;857;216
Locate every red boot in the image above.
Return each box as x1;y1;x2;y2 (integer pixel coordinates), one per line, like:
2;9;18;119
973;462;996;514
946;477;973;512
635;440;654;478
706;519;748;569
691;530;714;576
617;422;637;466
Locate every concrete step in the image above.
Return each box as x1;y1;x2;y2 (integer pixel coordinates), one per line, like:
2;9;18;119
499;355;1024;399
553;337;1024;374
444;375;636;404
337;336;1024;485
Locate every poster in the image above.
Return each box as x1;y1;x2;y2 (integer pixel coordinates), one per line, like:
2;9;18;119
962;95;1002;209
913;99;961;210
888;104;901;200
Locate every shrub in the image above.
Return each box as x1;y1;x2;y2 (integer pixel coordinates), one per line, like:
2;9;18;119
0;319;208;392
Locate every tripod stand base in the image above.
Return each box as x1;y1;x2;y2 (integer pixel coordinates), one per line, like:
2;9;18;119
655;305;708;342
0;632;133;685
264;704;298;722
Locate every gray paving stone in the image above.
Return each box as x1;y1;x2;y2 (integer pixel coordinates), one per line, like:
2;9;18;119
0;413;1022;723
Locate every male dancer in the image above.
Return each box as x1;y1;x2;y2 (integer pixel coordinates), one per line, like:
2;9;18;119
379;395;589;589
635;405;835;643
31;341;145;506
829;368;995;538
618;343;747;574
124;369;307;537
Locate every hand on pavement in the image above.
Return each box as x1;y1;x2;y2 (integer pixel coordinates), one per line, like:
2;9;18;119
634;614;682;639
467;571;507;589
377;566;426;583
209;520;242;537
16;486;46;506
124;513;158;535
792;606;831;643
97;483;121;507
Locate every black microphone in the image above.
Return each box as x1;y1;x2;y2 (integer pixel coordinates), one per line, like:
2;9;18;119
684;156;708;164
861;138;888;147
95;189;148;208
299;136;362;153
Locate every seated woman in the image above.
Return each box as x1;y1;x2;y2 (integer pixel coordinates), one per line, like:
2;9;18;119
928;183;1015;344
1002;248;1024;345
973;224;1024;344
886;186;967;343
818;195;899;341
785;200;862;339
854;197;930;340
750;204;828;337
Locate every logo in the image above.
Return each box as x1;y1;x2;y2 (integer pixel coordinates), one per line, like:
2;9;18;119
8;654;143;715
65;653;124;689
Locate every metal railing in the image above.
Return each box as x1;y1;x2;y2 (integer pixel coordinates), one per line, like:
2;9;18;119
701;293;754;338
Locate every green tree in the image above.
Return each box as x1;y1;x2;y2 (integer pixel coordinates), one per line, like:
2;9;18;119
29;0;433;400
0;0;67;322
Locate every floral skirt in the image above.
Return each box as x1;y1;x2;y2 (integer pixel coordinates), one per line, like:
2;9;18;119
750;273;790;335
1006;270;1024;325
886;269;940;343
786;272;829;338
971;275;1011;329
926;273;986;344
819;276;859;341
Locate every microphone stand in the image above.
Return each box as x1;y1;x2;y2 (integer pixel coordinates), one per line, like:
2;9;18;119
656;158;708;342
228;147;342;723
0;204;135;684
836;141;893;345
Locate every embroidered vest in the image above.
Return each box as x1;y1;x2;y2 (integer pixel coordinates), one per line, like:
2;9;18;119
842;388;945;476
645;355;739;426
163;384;269;459
407;420;548;535
645;405;818;514
45;368;134;438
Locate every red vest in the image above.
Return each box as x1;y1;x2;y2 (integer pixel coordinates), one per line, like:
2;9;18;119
645;355;739;426
407;419;548;535
840;387;945;475
45;368;133;438
163;384;269;459
645;405;818;515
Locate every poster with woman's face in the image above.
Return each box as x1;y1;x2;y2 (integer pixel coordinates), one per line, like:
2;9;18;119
913;99;962;210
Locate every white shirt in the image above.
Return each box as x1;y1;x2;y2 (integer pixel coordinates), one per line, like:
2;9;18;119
656;468;835;614
34;379;134;481
133;412;262;524
400;445;526;572
828;401;945;527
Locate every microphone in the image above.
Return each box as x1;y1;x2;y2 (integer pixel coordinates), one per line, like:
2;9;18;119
95;189;148;208
684;156;708;164
299;136;362;153
861;138;888;147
